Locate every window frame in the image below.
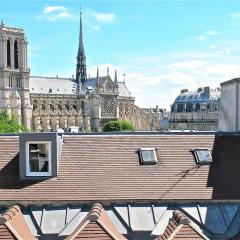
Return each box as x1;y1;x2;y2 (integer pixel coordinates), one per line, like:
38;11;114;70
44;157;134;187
138;147;158;165
26;141;52;177
192;148;212;165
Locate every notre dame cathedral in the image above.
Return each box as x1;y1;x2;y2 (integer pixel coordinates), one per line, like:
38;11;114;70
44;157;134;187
0;16;161;132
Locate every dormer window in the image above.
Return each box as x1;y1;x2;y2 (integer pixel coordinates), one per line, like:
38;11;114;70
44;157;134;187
26;142;51;177
19;133;61;180
192;148;212;165
138;148;157;165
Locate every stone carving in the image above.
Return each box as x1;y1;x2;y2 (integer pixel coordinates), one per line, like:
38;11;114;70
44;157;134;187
100;95;117;118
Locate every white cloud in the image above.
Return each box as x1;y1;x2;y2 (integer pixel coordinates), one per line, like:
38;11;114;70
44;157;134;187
206;30;218;36
43;6;66;14
230;12;240;18
196;35;207;41
204;64;240;79
88;10;116;23
196;30;218;41
39;5;72;21
169;60;204;70
209;44;217;49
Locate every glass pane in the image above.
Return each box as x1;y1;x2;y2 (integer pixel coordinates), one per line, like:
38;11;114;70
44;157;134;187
29;143;49;172
141;150;156;162
196;150;211;162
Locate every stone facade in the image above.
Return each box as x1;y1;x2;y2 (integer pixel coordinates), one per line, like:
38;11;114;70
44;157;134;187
219;78;240;131
0;21;32;129
0;20;161;132
169;87;220;131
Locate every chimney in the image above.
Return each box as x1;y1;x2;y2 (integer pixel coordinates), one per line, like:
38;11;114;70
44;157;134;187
204;86;210;94
181;89;188;94
197;87;203;93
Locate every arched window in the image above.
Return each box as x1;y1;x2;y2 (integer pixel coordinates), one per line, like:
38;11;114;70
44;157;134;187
14;40;18;69
8;75;11;87
7;40;11;68
16;76;21;88
81;101;85;111
186;103;192;112
196;103;200;112
65;105;69;111
50;104;54;112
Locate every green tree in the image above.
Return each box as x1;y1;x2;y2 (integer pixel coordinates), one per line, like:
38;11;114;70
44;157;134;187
103;120;135;132
103;120;121;132
0;111;27;133
119;120;135;131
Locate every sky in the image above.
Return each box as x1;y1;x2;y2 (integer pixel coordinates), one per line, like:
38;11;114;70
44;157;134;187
1;0;240;109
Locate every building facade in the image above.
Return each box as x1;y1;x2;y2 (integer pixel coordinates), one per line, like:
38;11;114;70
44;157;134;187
169;87;220;131
0;17;161;132
218;78;240;131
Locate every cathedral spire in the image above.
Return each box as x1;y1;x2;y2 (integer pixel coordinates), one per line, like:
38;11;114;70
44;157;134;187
75;10;87;94
114;69;118;83
97;67;99;79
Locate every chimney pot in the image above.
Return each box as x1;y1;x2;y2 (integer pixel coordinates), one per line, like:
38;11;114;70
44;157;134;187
181;89;188;94
197;87;203;93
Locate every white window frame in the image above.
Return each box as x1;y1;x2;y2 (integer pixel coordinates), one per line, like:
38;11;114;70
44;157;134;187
26;141;52;177
139;148;158;164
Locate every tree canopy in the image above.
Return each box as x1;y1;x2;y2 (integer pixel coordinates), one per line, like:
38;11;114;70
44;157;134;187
103;120;135;132
0;112;27;133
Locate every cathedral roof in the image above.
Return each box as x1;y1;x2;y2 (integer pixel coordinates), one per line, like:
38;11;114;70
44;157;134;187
82;76;133;98
30;76;75;95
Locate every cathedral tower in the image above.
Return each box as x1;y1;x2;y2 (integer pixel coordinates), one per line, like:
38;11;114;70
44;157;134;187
75;12;87;94
0;21;32;129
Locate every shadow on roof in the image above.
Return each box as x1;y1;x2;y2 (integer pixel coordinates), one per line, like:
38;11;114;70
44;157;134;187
0;153;44;189
207;134;240;200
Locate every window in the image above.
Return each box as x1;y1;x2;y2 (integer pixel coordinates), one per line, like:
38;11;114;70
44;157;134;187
138;148;157;164
14;40;18;69
7;40;11;68
26;142;51;176
192;149;212;165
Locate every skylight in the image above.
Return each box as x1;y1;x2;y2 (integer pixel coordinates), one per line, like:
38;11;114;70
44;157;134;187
138;148;157;165
192;149;212;165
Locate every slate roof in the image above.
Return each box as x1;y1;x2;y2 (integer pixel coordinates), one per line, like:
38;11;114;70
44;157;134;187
174;88;220;104
65;203;126;240
0;205;36;240
30;76;74;94
156;210;208;240
30;76;133;99
82;76;133;98
0;132;240;203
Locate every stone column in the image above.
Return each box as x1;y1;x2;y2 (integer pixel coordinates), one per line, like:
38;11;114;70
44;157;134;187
83;116;91;132
47;115;51;132
32;115;39;132
56;115;60;129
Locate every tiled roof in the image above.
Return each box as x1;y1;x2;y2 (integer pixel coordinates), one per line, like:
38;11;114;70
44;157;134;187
156;210;208;240
0;205;36;240
65;203;126;240
0;132;239;203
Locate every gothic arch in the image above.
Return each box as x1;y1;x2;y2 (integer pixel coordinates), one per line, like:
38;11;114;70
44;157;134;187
14;40;18;69
7;39;11;68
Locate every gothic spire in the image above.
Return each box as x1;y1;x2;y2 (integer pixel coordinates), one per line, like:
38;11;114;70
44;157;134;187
75;10;87;94
97;67;99;79
114;69;118;84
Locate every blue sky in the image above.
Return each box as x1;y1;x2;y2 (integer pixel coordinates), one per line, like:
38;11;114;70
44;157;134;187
1;0;240;109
